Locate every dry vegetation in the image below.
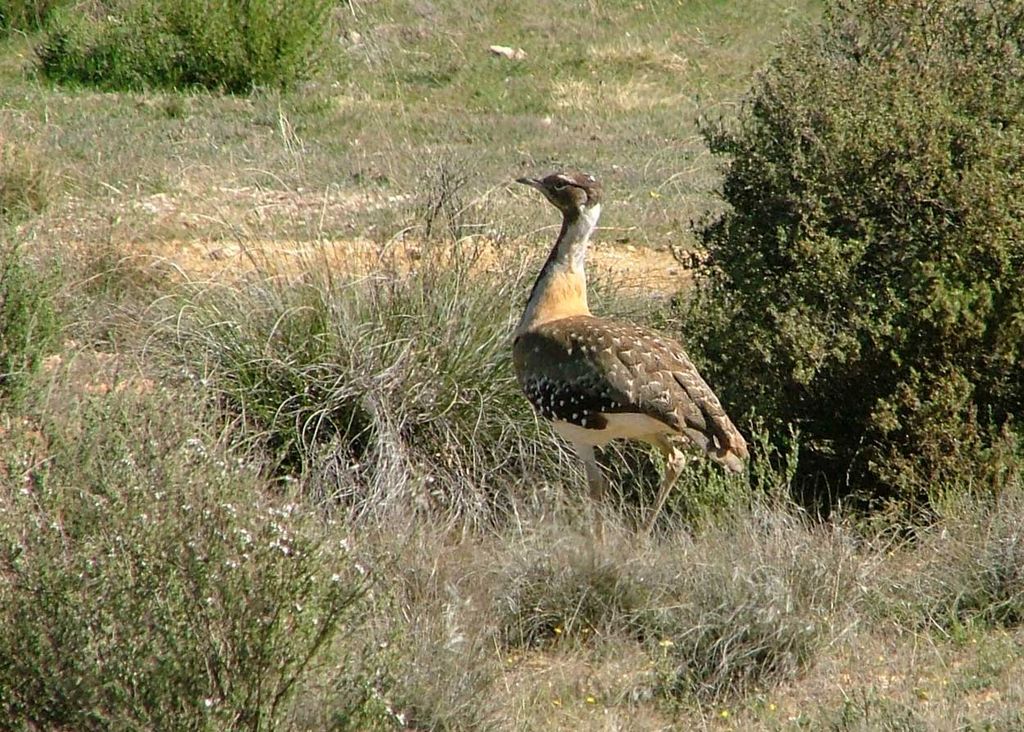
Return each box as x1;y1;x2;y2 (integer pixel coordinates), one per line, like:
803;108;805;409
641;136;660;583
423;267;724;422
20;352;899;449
2;1;1023;730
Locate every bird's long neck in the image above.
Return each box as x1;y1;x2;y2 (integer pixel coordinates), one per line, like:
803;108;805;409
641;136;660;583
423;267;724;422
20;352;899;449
515;203;601;336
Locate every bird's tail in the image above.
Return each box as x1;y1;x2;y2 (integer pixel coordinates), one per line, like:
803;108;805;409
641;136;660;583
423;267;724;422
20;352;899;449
713;425;748;473
684;420;748;473
712;444;747;473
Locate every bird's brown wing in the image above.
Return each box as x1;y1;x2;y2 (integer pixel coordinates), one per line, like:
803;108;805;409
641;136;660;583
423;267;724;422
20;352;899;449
513;326;632;429
516;316;748;469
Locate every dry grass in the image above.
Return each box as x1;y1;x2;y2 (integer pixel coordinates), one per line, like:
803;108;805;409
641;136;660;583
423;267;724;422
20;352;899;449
4;328;1024;729
0;138;51;221
308;488;1024;731
1;0;820;248
4;1;1024;730
88;233;685;297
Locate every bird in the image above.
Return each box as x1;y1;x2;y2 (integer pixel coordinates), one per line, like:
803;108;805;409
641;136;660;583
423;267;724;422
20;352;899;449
512;171;748;535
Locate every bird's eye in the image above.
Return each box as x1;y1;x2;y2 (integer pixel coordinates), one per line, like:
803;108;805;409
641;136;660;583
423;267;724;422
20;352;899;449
551;183;568;192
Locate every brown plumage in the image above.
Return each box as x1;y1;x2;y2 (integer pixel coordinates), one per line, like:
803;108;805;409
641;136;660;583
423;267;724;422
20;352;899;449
513;171;747;534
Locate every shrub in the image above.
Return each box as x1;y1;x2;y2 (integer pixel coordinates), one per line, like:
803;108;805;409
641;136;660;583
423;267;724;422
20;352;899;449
417;160;472;243
0;386;379;730
36;0;333;92
688;0;1024;510
0;239;59;405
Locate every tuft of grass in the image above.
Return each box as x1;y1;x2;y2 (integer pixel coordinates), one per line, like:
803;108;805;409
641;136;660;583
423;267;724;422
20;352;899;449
359;527;504;731
0;0;66;35
494;496;858;703
498;531;655;648
0;238;59;405
0;140;51;222
155;240;569;525
825;692;926;732
875;486;1024;634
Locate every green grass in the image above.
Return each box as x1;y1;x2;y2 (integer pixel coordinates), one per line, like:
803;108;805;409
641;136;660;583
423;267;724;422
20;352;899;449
3;0;1024;729
0;0;820;245
0;238;59;405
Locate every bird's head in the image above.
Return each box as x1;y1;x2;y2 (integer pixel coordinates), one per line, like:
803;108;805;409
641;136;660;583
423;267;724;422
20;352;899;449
516;171;602;216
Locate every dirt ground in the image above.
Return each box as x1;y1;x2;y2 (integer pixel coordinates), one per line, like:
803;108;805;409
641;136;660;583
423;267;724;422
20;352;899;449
129;235;691;296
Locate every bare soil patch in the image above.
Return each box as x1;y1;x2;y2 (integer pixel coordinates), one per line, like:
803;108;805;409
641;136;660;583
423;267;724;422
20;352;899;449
123;235;690;296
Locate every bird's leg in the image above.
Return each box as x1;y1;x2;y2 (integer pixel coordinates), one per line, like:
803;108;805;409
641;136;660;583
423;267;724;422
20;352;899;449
574;442;608;541
641;439;687;535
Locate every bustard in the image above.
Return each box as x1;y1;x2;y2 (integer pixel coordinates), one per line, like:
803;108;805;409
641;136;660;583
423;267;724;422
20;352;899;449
512;171;748;534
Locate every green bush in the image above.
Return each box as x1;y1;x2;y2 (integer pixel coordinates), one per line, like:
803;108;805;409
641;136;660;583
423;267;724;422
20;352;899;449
688;0;1024;510
0;0;66;35
36;0;333;92
0;239;59;405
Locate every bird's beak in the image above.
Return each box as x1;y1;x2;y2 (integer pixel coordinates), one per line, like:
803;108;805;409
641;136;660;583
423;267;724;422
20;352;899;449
516;176;542;189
